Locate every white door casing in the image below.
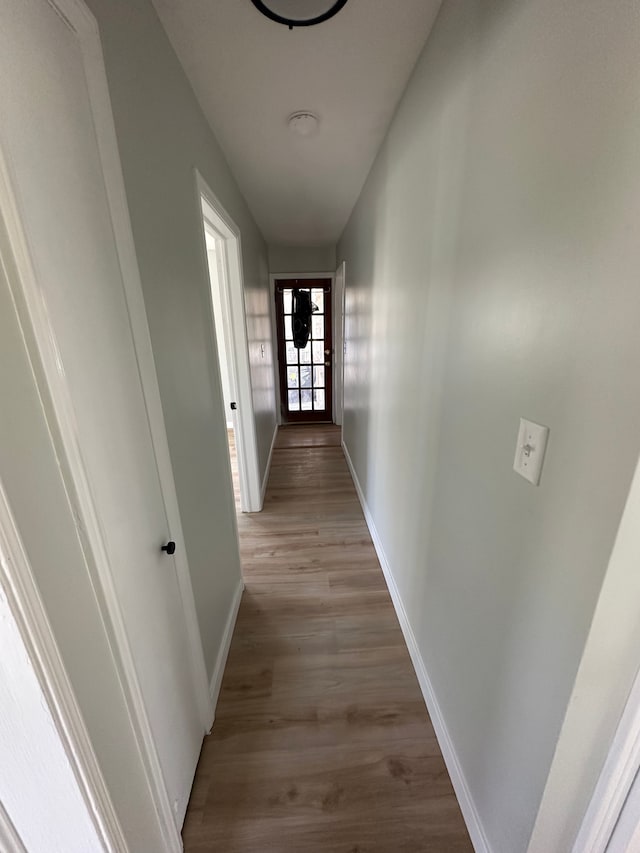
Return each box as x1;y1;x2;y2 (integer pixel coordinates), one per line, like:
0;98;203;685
572;658;640;853
333;261;346;427
0;0;209;841
0;801;28;853
604;766;640;853
198;173;263;512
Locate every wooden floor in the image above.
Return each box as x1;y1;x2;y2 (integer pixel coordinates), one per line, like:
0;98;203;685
183;425;472;852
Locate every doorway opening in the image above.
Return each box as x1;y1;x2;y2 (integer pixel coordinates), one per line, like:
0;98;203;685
203;229;241;511
198;174;262;513
274;278;333;424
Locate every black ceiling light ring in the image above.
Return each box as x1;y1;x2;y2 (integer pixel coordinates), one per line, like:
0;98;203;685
250;0;349;29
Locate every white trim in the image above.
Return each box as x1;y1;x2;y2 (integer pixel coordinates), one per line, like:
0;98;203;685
527;451;640;853
196;172;263;513
267;274;283;425
0;801;28;853
0;477;127;853
269;271;336;277
572;668;640;852
342;438;491;853
208;580;244;722
333;261;346;427
268;271;336;425
603;769;640;853
260;425;278;505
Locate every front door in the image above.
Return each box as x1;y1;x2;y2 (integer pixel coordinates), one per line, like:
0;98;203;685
0;0;203;825
275;279;333;423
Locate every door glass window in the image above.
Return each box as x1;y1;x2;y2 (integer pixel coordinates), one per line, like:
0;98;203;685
299;345;311;365
287;366;299;388
301;389;313;411
276;282;332;422
288;389;300;411
300;366;312;388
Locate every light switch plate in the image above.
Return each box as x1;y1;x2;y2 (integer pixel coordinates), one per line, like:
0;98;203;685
513;418;550;485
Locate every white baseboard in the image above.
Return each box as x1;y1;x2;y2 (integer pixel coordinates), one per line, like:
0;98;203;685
208;578;244;728
341;440;491;853
260;424;278;508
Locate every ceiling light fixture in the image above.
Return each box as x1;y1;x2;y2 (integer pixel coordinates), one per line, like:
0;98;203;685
288;111;320;136
250;0;349;29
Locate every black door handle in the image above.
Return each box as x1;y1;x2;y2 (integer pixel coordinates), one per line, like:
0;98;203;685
161;541;176;555
230;402;237;410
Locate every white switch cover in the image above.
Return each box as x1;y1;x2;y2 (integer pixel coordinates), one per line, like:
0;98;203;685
513;418;550;485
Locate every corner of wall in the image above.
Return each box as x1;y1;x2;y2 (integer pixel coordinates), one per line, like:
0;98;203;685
207;578;244;728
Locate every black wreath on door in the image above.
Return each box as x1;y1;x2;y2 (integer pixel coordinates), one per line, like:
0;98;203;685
292;289;312;349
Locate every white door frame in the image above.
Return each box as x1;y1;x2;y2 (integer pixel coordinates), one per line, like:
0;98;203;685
573;658;640;851
0;476;127;852
333;261;346;427
530;449;640;853
196;171;262;513
0;802;28;853
0;2;211;849
268;271;337;425
603;763;640;852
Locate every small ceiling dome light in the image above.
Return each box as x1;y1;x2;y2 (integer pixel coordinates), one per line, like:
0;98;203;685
250;0;349;29
288;111;320;136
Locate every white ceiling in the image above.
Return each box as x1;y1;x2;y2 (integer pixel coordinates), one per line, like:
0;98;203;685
152;0;441;246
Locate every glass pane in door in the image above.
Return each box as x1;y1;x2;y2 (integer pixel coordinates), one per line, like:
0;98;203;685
288;390;300;411
301;389;313;411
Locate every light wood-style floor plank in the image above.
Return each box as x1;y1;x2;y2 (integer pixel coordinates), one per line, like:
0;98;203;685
183;424;472;852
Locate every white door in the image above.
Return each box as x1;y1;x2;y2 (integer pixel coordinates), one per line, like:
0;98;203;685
0;0;203;825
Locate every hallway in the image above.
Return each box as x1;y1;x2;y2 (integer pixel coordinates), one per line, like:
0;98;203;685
182;425;472;852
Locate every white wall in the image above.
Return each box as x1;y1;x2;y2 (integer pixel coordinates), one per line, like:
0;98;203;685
268;244;336;273
0;586;102;853
85;0;277;677
337;1;640;851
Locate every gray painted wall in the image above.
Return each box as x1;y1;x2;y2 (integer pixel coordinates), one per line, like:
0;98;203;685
268;244;336;273
86;0;276;677
337;0;640;850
